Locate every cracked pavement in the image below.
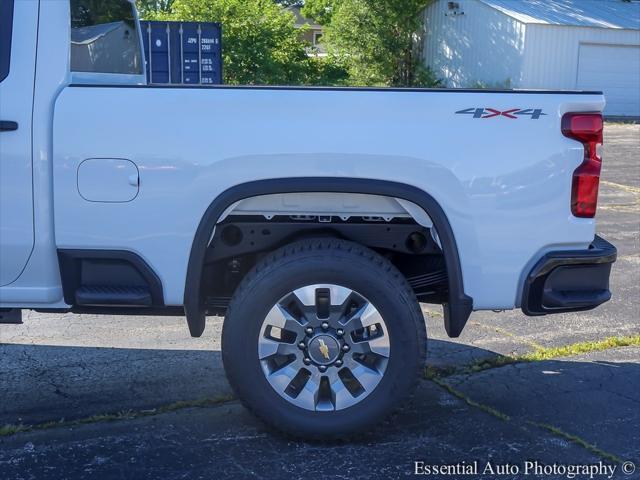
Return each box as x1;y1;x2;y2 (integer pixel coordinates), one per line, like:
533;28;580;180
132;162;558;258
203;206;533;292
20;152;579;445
0;124;638;479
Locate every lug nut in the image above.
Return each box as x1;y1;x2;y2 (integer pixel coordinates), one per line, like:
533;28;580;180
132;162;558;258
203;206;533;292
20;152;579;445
342;344;350;352
335;359;343;367
298;341;306;349
336;329;344;337
303;357;311;365
305;327;314;336
318;365;327;372
321;321;329;330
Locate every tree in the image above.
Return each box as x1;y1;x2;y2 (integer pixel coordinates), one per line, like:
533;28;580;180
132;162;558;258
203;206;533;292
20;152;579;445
136;0;175;18
303;0;441;87
302;0;338;26
273;0;303;6
71;0;137;27
145;0;316;85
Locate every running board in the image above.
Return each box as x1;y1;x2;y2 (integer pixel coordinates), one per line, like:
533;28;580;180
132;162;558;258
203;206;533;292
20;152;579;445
75;286;152;307
0;309;22;324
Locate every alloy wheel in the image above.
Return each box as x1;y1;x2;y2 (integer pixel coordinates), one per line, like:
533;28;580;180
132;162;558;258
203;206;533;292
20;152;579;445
258;284;390;411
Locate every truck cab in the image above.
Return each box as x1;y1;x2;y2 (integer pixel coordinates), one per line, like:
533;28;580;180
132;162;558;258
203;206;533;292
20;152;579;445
0;0;145;305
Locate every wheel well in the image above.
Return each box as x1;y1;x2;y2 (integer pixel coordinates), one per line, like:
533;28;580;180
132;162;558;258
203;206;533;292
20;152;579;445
184;178;472;339
201;214;449;315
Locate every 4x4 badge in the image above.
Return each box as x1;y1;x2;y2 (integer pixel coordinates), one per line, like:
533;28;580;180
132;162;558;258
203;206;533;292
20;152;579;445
456;108;546;119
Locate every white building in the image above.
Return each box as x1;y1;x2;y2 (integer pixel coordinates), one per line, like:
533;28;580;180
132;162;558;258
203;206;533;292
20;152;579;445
423;0;640;117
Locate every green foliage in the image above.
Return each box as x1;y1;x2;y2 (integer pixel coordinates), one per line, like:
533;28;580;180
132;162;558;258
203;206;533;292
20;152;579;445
304;0;441;87
425;334;640;379
71;0;136;27
136;0;175;18
302;0;338;26
141;0;438;87
0;395;235;438
304;55;350;86
273;0;304;6
146;0;325;85
136;0;174;17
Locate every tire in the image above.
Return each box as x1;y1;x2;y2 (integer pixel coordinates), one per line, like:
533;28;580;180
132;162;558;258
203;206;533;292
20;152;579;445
221;238;426;440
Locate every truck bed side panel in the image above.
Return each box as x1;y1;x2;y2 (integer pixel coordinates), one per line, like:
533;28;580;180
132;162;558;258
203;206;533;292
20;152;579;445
53;87;604;309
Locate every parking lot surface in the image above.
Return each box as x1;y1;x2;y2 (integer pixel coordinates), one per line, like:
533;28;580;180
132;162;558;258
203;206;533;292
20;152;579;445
1;123;638;479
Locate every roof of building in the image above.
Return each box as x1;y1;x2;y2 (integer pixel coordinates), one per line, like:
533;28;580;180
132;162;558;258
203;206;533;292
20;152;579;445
478;0;640;30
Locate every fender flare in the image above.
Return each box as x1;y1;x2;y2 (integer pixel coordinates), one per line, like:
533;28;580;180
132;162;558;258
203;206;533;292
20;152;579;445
184;178;473;338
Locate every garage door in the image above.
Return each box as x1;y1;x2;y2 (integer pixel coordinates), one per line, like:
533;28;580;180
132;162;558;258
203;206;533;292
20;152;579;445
576;43;640;117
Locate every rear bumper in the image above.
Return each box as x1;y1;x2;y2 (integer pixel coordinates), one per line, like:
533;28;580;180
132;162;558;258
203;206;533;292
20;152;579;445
522;235;616;316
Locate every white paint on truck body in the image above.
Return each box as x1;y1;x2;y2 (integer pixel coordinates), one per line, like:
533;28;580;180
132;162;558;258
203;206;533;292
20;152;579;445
0;0;39;286
51;86;602;309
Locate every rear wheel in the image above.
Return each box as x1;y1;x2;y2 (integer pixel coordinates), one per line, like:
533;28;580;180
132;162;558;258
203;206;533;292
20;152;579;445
222;238;426;439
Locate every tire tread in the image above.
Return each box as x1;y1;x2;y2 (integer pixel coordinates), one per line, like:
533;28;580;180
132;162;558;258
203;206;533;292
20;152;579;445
223;238;427;441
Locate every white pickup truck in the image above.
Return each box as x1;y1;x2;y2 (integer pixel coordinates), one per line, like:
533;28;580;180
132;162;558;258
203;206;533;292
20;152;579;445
0;0;616;439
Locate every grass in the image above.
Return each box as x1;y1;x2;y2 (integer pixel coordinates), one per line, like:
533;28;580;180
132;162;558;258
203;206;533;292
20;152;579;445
3;331;637;462
0;394;234;438
431;376;511;421
426;334;640;379
604;120;640;125
600;180;640;195
425;334;637;463
422;307;443;318
429;377;624;463
469;320;545;350
425;375;624;465
526;421;622;464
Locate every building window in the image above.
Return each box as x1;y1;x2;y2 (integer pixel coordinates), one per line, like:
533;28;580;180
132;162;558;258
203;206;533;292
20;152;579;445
313;32;323;47
70;0;142;75
0;0;14;83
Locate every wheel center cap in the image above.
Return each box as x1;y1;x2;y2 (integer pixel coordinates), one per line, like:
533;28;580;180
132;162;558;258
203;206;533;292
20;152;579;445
308;334;340;365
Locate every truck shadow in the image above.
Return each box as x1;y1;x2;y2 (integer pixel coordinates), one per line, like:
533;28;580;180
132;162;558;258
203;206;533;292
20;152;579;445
0;338;638;463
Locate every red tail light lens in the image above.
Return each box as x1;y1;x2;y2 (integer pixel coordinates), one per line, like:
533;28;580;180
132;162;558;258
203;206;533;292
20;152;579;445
561;113;603;218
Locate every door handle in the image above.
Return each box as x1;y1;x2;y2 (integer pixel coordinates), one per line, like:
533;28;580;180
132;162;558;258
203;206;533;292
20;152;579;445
0;121;18;132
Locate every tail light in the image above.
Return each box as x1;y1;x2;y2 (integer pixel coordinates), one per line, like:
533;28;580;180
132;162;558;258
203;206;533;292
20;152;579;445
561;112;603;218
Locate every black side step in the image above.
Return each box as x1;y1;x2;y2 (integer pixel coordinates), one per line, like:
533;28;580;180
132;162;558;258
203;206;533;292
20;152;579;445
75;286;152;307
0;309;22;324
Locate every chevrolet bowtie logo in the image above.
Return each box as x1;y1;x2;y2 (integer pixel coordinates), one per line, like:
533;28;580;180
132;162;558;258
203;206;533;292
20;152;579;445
318;339;330;360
